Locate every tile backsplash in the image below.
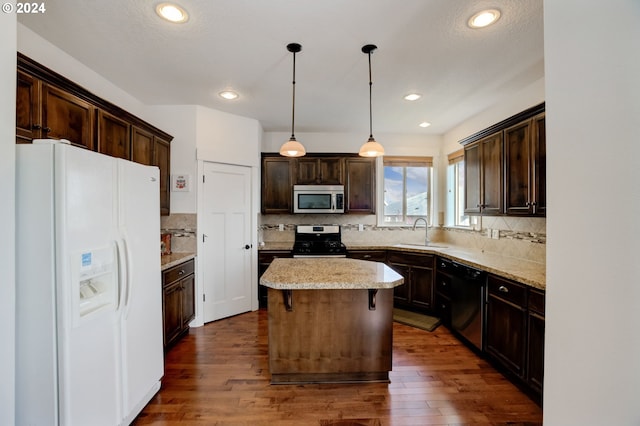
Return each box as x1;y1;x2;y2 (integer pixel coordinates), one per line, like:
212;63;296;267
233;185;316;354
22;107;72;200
259;214;545;264
161;213;197;253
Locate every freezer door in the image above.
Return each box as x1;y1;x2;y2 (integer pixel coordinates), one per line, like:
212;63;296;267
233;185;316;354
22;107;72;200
117;159;164;424
55;144;122;426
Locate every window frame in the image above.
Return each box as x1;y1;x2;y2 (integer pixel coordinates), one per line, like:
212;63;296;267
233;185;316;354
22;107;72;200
377;156;433;227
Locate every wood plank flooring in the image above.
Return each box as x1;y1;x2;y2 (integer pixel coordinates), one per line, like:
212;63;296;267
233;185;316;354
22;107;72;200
134;309;542;425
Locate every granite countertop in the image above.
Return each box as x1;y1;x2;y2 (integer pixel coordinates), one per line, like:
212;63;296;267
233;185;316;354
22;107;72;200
260;258;404;290
161;252;196;271
259;242;545;290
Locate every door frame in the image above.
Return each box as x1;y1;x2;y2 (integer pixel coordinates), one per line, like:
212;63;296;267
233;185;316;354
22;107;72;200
192;156;260;327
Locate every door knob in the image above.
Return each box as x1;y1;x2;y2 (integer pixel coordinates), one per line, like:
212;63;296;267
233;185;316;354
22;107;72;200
244;244;251;250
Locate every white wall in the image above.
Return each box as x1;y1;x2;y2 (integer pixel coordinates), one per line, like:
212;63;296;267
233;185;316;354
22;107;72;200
442;77;545;156
148;105;198;213
1;11;16;426
17;24;159;126
544;1;640;425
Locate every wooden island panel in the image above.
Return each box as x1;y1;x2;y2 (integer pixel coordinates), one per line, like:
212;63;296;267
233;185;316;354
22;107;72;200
261;258;403;384
267;287;393;384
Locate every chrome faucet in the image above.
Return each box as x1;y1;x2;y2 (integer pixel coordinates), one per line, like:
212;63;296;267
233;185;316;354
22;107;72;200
412;217;429;246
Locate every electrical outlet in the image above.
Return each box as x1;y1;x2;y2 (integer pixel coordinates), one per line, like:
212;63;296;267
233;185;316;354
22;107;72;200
278;224;284;232
358;224;364;232
491;229;500;239
486;228;492;238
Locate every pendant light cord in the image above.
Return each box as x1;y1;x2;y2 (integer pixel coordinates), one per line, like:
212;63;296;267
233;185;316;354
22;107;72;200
291;49;296;139
368;50;373;139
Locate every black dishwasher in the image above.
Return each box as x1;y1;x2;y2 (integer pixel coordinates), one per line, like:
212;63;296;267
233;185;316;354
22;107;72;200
436;258;486;352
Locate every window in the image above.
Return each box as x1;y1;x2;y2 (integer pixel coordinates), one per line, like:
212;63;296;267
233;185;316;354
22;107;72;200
447;150;470;227
382;156;432;225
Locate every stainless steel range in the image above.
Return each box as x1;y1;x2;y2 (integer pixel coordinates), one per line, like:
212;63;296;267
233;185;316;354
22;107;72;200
292;225;347;257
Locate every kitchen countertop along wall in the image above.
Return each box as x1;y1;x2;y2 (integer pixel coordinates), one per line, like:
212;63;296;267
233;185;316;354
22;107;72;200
259;242;545;291
161;252;196;271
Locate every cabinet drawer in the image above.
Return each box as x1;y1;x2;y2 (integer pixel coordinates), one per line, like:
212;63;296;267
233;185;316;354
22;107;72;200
163;259;195;286
387;251;434;267
528;289;545;315
435;272;452;297
487;274;527;306
348;250;387;262
258;250;292;263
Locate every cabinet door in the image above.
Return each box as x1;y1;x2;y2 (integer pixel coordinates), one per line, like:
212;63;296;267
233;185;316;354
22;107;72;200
481;132;503;215
464;142;481;214
162;281;183;348
504;120;532;215
486;287;527;378
42;84;95;150
262;157;293;214
181;275;196;327
532;113;546;216
97;110;130;159
16;70;42;143
295;158;318;184
345;158;375;213
131;126;154;166
296;157;343;184
318;157;343;184
527;311;545;394
410;265;434;311
388;263;410;306
154;136;171;216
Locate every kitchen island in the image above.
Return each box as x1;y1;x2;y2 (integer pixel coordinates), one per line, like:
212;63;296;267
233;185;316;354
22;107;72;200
260;257;404;384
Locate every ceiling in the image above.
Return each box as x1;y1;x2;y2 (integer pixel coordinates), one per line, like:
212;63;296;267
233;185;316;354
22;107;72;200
18;0;544;135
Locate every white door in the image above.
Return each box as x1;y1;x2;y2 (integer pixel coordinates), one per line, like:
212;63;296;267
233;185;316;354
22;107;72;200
201;162;253;322
117;160;164;424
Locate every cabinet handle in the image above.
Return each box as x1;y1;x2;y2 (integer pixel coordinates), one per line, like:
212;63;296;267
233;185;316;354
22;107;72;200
32;124;42;130
178;269;184;275
441;281;447;287
498;285;509;293
43;127;51;133
363;255;372;259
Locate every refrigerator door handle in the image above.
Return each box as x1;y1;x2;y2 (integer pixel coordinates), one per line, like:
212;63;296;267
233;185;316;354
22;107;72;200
115;239;126;311
121;234;133;319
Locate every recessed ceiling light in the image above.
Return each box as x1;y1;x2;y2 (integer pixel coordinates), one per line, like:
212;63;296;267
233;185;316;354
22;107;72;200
219;90;239;100
468;9;501;28
403;93;422;101
419;122;431;128
156;3;189;23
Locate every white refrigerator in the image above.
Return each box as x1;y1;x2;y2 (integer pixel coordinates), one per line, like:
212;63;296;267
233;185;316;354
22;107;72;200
16;140;164;425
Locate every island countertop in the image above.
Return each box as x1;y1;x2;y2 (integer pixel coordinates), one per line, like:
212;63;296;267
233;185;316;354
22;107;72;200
260;257;404;290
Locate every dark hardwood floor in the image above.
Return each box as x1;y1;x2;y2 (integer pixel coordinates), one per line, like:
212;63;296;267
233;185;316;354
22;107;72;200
134;309;542;425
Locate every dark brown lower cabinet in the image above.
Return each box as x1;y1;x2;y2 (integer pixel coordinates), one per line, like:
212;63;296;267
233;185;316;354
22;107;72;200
485;273;545;403
527;289;545;395
258;250;293;308
162;259;195;350
386;251;434;313
485;275;528;378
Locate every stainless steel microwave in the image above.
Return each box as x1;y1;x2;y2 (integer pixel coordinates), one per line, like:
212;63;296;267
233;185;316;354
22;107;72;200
293;185;345;214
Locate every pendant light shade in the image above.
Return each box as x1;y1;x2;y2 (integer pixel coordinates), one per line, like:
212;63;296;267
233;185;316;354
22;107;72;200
359;44;384;157
280;43;306;157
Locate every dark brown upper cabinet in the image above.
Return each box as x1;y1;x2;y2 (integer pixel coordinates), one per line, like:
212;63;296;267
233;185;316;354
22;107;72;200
295;156;343;185
261;156;293;214
97;109;130;160
461;103;545;217
17;53;173;215
504;113;546;216
464;131;503;215
345;157;376;214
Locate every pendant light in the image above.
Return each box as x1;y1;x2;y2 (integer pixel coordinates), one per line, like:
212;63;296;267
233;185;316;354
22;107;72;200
279;43;306;157
359;44;385;157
